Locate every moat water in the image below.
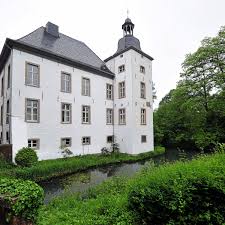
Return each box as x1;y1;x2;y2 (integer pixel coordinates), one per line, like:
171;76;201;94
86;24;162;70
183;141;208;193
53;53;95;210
39;149;198;204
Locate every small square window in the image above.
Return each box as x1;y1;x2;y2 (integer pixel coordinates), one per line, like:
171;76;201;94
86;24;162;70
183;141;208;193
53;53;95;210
61;138;72;147
28;139;39;149
141;135;147;143
82;136;91;145
118;65;125;73
107;136;114;143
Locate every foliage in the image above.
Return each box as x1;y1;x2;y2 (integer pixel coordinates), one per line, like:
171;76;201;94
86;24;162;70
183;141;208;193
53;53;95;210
60;144;73;158
154;26;225;151
15;147;38;167
128;153;225;225
3;147;165;182
213;142;225;153
0;177;44;221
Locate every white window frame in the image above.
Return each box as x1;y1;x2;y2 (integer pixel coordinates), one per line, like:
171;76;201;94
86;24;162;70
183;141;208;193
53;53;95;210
82;77;90;96
61;137;72;147
106;108;113;125
119;81;125;98
25;62;40;87
82;136;91;145
119;108;126;125
28;139;40;149
106;83;113;100
61;103;72;124
61;72;71;93
140;82;146;99
25;99;39;123
118;65;125;73
141;108;146;125
82;105;91;124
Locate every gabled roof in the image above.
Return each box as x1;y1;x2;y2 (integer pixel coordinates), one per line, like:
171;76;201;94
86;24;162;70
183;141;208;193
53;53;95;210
0;26;114;78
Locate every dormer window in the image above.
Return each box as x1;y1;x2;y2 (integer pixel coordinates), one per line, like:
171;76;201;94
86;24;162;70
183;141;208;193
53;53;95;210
118;65;125;73
140;66;145;74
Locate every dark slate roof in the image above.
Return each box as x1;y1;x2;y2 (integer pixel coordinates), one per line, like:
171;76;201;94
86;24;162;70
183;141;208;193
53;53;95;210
117;35;141;53
0;26;114;78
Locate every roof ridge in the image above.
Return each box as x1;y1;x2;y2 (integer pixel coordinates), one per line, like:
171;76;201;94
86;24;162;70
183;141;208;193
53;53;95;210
17;26;44;41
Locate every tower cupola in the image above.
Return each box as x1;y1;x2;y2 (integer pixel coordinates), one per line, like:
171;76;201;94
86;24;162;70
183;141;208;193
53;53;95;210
122;18;135;36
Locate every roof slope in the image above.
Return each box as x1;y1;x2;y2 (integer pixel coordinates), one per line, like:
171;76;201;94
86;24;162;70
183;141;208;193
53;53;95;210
17;27;105;69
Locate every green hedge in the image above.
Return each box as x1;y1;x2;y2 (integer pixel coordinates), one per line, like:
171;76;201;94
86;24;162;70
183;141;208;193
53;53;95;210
0;178;44;222
15;147;38;167
128;153;225;225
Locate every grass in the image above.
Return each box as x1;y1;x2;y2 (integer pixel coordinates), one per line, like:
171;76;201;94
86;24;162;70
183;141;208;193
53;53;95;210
36;152;225;225
0;146;165;182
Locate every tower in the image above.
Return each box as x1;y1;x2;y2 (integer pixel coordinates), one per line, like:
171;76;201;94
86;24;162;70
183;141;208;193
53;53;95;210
105;17;154;154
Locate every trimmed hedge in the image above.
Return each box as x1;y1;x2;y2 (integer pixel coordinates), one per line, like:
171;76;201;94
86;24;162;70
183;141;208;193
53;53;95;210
128;153;225;225
0;177;44;222
15;147;38;167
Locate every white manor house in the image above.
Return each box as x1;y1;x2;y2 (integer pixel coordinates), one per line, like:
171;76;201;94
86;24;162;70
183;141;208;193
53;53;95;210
0;18;154;160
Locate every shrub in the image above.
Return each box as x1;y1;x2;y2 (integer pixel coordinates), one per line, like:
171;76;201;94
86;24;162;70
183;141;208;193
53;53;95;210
0;177;44;222
128;153;225;225
15;147;38;167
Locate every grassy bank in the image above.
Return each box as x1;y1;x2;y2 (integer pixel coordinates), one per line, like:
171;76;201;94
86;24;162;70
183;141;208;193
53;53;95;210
37;152;225;225
0;147;165;182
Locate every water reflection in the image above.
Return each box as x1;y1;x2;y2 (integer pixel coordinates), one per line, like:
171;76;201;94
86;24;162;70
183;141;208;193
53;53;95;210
40;149;198;204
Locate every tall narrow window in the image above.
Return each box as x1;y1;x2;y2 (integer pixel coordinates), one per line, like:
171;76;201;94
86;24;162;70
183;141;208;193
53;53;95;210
1;76;4;96
6;100;9;124
141;135;147;143
141;108;146;125
82;77;90;96
61;72;71;93
140;82;146;99
25;99;39;122
140;66;145;74
118;65;125;73
82;105;91;124
25;62;40;87
61;103;71;123
119;108;126;125
7;65;10;89
106;108;113;125
119;81;125;98
106;84;113;100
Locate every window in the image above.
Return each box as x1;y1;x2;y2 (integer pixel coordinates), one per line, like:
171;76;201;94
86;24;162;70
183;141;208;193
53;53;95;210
6;131;9;143
25;99;39;122
119;81;125;98
61;138;72;147
141;108;146;125
141;135;147;143
82;136;91;145
119;108;126;125
1;76;4;96
82;77;90;96
61;103;71;123
107;135;114;143
140;66;145;74
28;139;39;149
61;72;71;93
140;82;146;99
82;105;91;124
25;62;40;87
7;65;10;89
118;65;125;73
106;84;113;100
106;108;113;124
6;100;9;124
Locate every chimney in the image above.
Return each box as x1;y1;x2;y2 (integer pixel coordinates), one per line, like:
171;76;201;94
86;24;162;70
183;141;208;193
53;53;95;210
45;22;59;37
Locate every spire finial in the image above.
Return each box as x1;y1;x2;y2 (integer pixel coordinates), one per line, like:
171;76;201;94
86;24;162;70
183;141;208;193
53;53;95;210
127;9;129;18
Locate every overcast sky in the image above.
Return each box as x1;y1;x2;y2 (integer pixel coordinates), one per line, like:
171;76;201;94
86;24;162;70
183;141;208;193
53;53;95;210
0;0;225;107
